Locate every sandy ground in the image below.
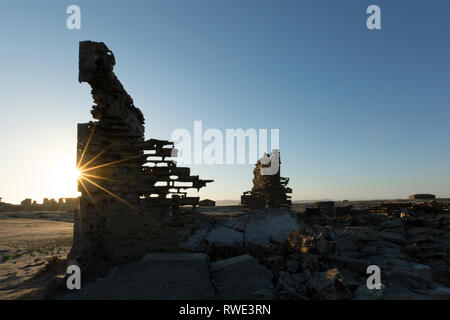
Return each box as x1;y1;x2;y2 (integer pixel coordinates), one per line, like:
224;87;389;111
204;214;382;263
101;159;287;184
0;211;74;299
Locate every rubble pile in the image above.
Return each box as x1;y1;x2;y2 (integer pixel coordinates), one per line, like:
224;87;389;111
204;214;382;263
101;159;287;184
70;41;212;268
241;201;450;299
58;41;449;300
241;150;292;208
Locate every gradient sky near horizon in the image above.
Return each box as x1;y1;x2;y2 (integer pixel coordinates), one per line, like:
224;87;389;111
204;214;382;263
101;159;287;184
1;0;449;204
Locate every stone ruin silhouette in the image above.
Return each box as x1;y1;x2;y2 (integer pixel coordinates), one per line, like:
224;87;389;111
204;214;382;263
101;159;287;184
241;150;292;208
69;41;212;267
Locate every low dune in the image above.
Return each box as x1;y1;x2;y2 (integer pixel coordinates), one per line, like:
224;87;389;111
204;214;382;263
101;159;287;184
0;211;73;299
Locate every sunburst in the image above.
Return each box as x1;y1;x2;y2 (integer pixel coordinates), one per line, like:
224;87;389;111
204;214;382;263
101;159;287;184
75;124;144;214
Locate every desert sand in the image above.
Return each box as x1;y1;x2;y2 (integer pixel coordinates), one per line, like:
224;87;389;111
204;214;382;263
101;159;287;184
0;211;73;299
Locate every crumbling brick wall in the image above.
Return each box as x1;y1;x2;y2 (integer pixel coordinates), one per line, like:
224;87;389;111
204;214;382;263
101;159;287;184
70;41;212;267
241;150;292;208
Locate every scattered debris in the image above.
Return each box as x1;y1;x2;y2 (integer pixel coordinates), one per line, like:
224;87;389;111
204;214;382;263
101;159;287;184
55;41;450;300
244;200;450;299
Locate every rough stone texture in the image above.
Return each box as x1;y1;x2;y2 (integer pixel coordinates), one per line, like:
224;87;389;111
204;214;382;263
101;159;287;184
70;41;212;268
388;262;432;282
241;150;292;208
306;268;351;300
184;208;302;249
268;200;450;299
244;209;301;245
206;226;244;248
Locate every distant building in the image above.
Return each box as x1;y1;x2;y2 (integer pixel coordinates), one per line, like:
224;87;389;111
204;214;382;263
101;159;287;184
408;194;436;201
21;198;32;207
199;199;216;207
65;198;78;208
0;196;79;212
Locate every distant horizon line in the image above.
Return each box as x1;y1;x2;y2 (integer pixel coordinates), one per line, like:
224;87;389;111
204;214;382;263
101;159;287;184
2;196;448;206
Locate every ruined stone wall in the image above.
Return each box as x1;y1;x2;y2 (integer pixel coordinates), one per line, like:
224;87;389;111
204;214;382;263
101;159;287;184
70;41;212;267
241;151;292;208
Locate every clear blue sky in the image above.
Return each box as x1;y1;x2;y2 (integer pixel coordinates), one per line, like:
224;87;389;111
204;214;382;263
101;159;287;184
1;0;449;204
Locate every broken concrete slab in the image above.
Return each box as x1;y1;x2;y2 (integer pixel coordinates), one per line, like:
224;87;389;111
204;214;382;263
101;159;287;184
184;208;302;249
253;288;275;299
206;225;244;248
210;254;253;271
211;254;274;300
244;209;302;245
52;253;214;300
180;227;210;252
